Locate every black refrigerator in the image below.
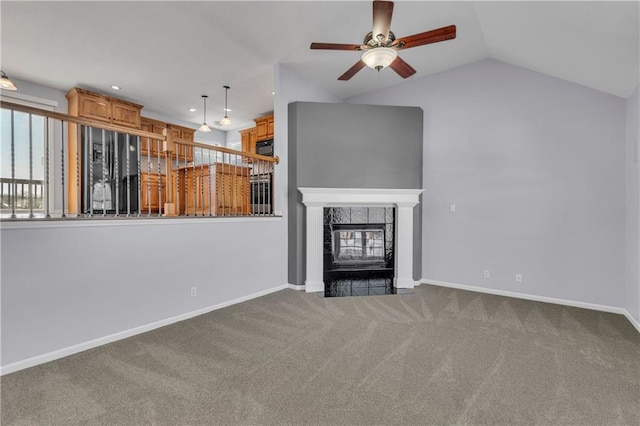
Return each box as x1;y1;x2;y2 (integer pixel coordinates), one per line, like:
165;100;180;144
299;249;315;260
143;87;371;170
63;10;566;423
81;126;139;214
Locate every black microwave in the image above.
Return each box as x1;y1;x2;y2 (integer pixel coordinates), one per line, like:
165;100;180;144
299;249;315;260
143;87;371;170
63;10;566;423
256;139;274;156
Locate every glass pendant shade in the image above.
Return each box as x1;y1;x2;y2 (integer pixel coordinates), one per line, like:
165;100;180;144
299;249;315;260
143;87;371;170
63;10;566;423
1;71;17;91
220;115;231;126
361;47;398;70
199;95;211;132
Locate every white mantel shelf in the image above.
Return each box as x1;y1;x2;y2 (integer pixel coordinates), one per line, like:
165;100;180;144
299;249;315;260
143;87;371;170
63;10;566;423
298;187;424;207
298;187;424;293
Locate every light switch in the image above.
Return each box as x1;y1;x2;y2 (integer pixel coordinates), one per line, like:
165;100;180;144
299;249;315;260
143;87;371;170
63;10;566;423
450;204;456;213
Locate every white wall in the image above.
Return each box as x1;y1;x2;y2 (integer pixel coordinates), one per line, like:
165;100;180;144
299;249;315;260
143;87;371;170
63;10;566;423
626;86;640;324
0;220;285;367
225;128;242;151
348;59;627;309
2;77;68;111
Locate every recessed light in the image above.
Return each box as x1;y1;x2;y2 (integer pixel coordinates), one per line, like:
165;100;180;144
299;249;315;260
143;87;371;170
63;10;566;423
188;108;197;112
271;91;275;95
110;85;121;90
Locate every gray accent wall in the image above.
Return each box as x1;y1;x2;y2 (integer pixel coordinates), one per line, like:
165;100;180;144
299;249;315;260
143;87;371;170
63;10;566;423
288;102;423;285
274;65;342;288
348;59;627;309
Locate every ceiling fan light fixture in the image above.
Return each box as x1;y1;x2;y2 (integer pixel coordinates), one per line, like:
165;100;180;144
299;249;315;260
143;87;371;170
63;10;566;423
1;70;17;91
198;95;212;132
361;47;397;71
220;85;231;126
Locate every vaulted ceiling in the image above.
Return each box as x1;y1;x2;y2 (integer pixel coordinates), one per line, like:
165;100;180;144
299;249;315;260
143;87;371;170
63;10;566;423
2;1;638;131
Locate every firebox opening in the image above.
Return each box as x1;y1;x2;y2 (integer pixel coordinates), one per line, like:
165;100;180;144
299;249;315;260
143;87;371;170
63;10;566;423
323;207;395;297
332;224;385;267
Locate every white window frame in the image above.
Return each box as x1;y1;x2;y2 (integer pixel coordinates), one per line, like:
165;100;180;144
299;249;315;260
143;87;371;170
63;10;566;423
2;90;59;217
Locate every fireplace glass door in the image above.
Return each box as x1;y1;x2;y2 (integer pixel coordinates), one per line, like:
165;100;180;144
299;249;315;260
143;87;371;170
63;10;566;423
324;208;395;297
332;224;385;267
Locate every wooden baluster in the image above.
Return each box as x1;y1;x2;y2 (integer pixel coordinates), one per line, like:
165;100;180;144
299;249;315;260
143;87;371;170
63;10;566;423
162;125;177;216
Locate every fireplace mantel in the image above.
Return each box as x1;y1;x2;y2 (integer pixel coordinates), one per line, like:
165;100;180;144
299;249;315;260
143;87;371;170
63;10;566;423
299;187;423;293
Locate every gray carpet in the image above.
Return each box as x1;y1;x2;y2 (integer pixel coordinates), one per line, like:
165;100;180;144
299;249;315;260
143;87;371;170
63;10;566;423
1;284;639;425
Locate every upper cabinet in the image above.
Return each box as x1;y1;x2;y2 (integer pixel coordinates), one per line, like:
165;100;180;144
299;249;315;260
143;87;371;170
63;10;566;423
240;127;257;155
67;88;142;129
140;117;166;157
254;114;274;141
172;125;195;163
140;117;195;162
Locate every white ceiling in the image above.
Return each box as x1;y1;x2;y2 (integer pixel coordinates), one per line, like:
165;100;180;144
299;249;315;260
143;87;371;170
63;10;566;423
1;1;638;132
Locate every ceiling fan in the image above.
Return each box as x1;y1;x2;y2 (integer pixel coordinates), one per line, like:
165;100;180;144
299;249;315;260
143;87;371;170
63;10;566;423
310;0;456;81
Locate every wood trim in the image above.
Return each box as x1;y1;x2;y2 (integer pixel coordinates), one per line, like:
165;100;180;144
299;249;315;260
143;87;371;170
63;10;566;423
175;138;279;164
1;101;160;140
1;101;277;163
66;87;143;109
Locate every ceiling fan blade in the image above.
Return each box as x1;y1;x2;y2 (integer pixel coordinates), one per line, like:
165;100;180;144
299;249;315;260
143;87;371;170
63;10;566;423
372;1;394;43
394;25;456;50
338;60;366;81
310;42;363;51
389;56;416;79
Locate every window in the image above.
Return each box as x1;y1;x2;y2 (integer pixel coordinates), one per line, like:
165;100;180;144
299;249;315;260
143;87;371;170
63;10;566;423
1;110;47;217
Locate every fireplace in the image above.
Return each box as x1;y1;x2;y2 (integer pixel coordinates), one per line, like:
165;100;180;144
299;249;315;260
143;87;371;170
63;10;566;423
323;209;394;297
299;187;423;294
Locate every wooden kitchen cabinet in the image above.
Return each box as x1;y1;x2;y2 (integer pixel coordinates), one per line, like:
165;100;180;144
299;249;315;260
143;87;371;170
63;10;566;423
240;127;257;155
254;114;274;141
67;87;142;128
267;116;274;138
140;117;165;158
139;118;195;162
171;125;195;162
140;173;166;213
174;164;250;216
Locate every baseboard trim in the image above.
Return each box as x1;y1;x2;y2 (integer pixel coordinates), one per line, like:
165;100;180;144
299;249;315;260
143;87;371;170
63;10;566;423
286;283;306;291
0;284;290;376
420;278;627;315
623;311;640;333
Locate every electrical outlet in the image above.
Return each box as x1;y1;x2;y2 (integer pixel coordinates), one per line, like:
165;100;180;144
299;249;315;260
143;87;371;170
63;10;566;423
483;270;490;279
515;274;523;283
450;204;456;213
190;287;197;297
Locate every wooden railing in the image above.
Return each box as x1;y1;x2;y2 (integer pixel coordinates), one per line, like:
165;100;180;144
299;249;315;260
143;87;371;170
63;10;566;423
0;101;279;219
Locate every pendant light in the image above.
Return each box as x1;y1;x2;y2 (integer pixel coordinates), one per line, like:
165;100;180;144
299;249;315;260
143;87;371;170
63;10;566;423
220;85;231;126
198;95;211;132
0;70;17;91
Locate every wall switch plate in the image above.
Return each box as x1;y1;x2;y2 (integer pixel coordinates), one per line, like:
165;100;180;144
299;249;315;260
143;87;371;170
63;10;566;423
515;274;523;283
483;270;490;279
191;287;197;297
450;204;456;213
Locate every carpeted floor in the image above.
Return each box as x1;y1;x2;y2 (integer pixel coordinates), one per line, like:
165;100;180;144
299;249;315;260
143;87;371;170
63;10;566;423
1;284;639;425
